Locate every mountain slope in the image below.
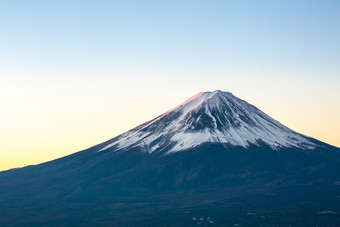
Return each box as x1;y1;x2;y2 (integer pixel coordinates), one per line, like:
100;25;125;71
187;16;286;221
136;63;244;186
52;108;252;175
0;90;339;226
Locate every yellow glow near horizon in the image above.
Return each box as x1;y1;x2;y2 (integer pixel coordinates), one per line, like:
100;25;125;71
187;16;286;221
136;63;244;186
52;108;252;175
0;75;339;171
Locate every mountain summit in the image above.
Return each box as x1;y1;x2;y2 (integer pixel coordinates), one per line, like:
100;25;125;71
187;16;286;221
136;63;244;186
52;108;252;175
100;90;317;153
0;90;339;226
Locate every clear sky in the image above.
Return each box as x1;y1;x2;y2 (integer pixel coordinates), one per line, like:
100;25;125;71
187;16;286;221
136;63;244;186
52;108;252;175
0;0;339;171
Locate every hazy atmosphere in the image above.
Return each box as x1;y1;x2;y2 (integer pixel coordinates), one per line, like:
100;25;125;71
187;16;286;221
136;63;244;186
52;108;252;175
1;0;339;171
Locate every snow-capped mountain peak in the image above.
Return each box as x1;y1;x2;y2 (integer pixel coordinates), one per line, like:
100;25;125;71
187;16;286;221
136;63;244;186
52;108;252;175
99;90;317;153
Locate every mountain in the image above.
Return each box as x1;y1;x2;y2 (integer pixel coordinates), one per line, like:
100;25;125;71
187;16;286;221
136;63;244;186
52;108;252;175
0;90;340;226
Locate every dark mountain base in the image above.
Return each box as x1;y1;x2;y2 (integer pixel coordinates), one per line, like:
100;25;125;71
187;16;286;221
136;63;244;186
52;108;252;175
1;190;340;226
1;144;340;226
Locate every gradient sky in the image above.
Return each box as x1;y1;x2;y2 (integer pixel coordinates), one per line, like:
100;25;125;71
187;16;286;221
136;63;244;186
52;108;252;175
1;0;339;171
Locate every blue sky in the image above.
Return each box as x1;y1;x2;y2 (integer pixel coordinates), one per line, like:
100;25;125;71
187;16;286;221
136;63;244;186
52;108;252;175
1;0;339;80
0;0;339;170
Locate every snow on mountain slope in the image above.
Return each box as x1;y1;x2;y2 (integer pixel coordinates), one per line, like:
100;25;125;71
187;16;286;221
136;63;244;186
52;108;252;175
99;90;318;153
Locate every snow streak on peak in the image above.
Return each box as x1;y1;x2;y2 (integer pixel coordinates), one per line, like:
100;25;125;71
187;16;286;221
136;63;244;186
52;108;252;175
99;90;318;153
